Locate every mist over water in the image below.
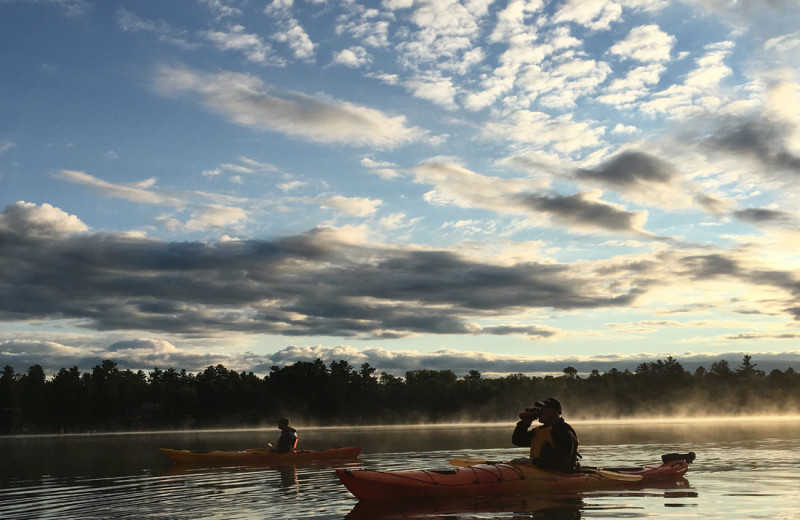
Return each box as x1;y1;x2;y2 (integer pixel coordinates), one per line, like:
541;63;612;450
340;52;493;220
2;418;799;519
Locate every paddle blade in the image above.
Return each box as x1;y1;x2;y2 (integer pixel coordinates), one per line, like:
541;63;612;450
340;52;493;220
449;457;491;467
592;468;643;481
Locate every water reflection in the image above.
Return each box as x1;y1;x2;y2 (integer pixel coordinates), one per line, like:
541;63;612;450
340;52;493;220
346;494;585;519
342;477;698;519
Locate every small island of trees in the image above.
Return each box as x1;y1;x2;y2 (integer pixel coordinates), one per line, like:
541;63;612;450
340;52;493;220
1;354;798;434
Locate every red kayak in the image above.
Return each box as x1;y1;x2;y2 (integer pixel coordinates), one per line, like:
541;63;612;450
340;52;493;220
161;445;362;465
336;453;694;500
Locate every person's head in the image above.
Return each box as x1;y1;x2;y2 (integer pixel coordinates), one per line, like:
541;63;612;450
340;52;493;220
277;417;290;430
534;397;562;425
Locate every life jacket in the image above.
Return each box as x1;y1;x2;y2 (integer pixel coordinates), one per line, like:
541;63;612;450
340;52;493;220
529;421;579;469
278;427;298;452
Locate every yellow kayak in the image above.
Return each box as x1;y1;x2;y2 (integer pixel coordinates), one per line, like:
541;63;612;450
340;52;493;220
160;445;362;465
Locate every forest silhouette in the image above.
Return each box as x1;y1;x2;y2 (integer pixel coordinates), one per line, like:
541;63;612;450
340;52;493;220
1;354;797;434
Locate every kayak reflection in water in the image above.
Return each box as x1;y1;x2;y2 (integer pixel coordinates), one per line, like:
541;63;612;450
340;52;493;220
269;417;299;452
511;397;580;473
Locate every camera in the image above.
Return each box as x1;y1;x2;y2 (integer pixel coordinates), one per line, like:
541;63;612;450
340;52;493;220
518;407;540;421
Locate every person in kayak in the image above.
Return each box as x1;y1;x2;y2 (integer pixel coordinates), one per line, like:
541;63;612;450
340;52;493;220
512;397;579;473
270;417;298;452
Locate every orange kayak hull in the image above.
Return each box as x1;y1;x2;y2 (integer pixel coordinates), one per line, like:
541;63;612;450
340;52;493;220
336;459;690;500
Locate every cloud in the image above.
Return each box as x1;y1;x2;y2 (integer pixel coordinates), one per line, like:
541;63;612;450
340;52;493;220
733;208;796;227
5;203;800;373
608;25;675;63
0;201;88;237
572;150;703;209
185;205;248;231
332;47;372;68
202;157;279;178
481;110;605;153
116;9;197;50
0;203;648;339
198;0;243;19
152;65;426;148
54;170;254;233
641;41;734;119
11;0;90;17
318;196;383;218
404;73;459;110
0;338;228;376
597;63;665;106
518;190;652;236
11;338;800;379
412;158;653;235
552;0;623;31
361;157;403;180
201;24;281;65
272;18;315;61
55;170;180;206
702;116;800;177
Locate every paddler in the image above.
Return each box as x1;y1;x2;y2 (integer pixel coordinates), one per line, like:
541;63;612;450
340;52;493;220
512;397;579;472
269;417;298;452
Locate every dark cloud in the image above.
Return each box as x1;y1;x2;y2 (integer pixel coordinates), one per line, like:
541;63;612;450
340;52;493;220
734;208;795;225
575;151;676;188
680;253;741;278
518;191;650;235
0;203;639;339
703;116;800;176
4;202;800;347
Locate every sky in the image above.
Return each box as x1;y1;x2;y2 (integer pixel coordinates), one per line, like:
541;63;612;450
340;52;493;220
2;0;800;379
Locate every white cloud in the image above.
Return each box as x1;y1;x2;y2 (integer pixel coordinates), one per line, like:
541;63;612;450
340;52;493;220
202;24;280;65
333;47;372;68
481;110;605;153
765;32;800;54
116;9;197;50
0;201;88;237
55;170;180;206
153;65;427;148
273;18;316;61
405;73;459;109
552;0;622;31
609;25;675;62
319;196;383;217
612;123;639;134
185;204;248;231
641;41;734;119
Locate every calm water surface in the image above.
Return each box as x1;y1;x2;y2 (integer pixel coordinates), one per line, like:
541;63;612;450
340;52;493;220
1;418;799;519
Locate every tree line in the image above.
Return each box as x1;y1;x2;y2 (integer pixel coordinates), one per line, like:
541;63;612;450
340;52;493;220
1;354;798;434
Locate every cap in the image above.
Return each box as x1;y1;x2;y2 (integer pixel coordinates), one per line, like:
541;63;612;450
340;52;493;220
534;397;562;414
277;417;290;425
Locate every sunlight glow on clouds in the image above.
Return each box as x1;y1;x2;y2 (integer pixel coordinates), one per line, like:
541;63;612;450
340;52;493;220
3;0;800;377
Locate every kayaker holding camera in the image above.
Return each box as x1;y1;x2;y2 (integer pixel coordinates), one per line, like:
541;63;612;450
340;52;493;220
512;397;579;473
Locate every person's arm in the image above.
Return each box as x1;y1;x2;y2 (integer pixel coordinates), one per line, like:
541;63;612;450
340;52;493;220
512;421;534;447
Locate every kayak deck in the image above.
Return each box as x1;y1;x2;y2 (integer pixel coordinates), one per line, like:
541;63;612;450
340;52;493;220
161;445;362;465
336;453;693;500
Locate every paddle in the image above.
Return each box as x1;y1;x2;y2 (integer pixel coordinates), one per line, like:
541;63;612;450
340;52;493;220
448;457;643;482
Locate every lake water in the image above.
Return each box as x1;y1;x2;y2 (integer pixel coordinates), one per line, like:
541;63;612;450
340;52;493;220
2;417;799;519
